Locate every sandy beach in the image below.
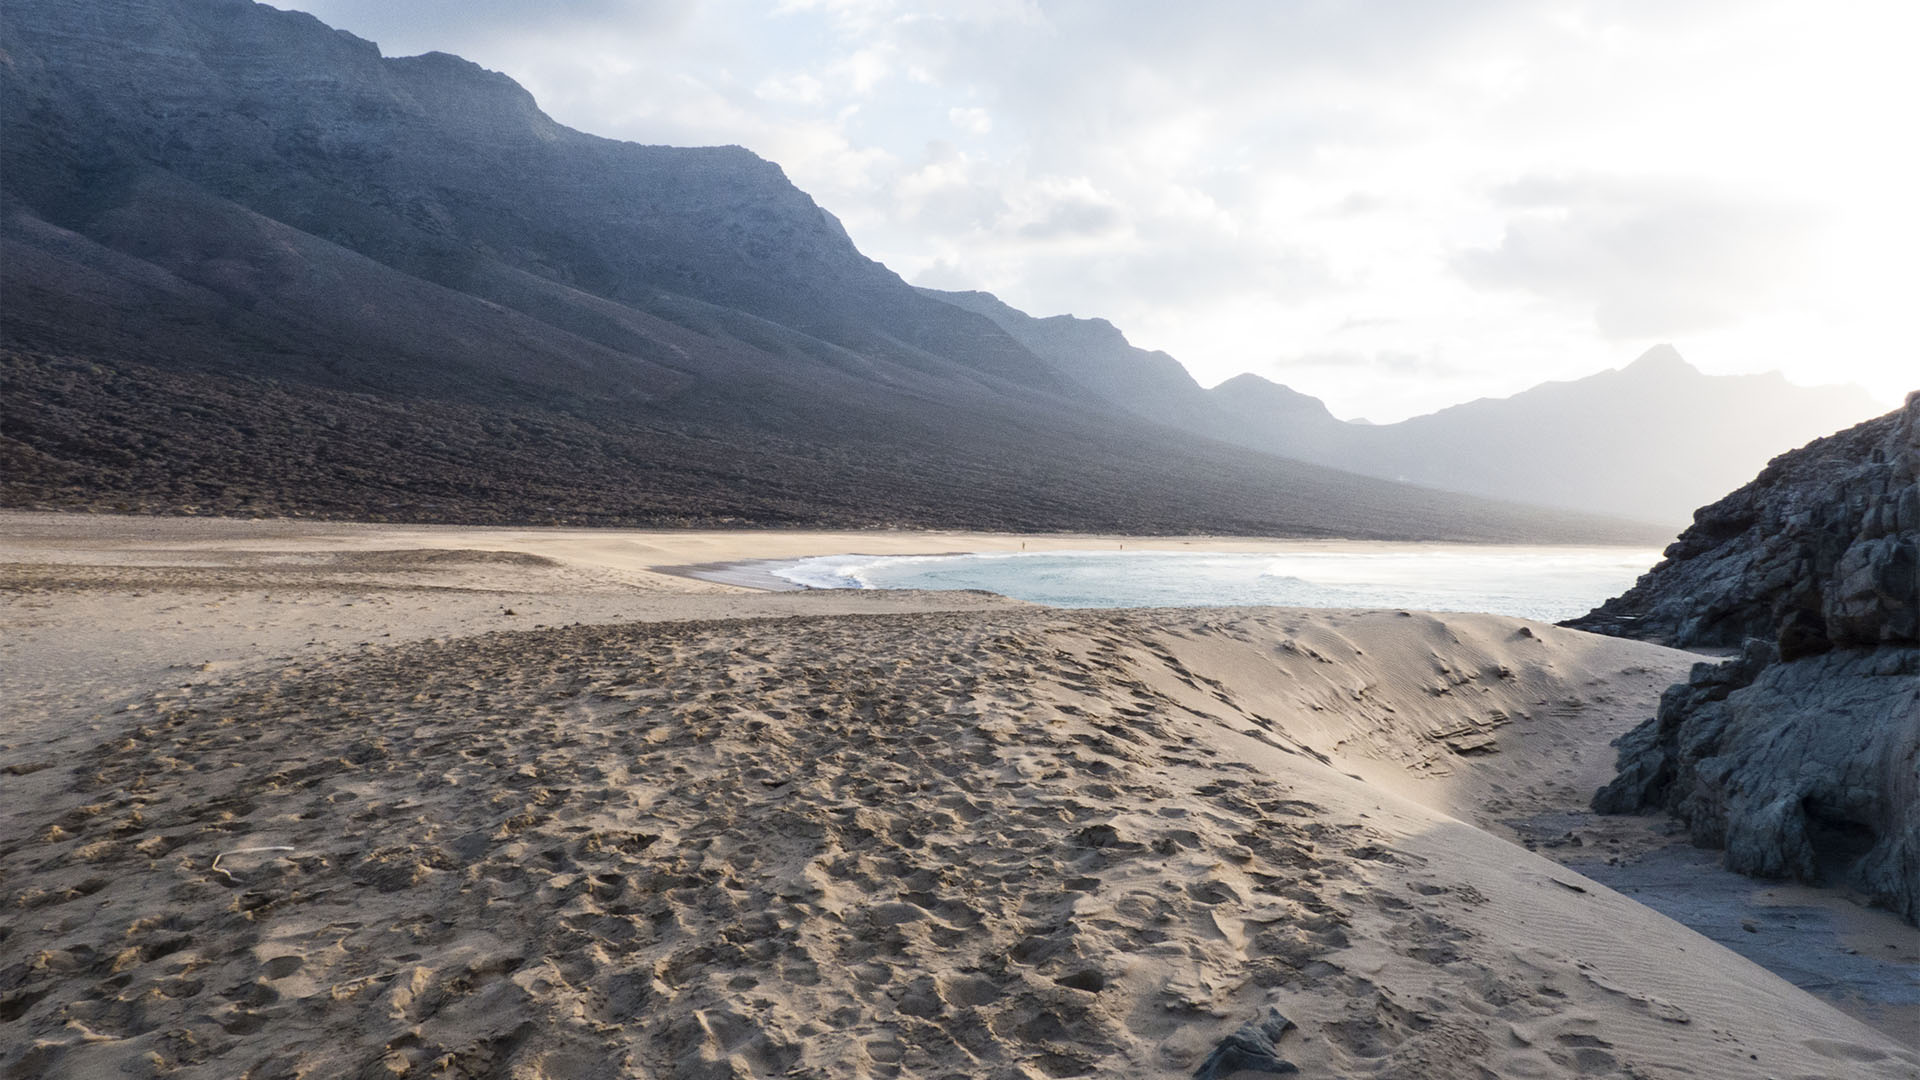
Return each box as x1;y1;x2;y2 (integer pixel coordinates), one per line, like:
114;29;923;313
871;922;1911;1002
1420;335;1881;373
3;512;1915;1079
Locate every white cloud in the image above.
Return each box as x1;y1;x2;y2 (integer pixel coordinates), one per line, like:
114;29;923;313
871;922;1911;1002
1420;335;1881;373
947;106;991;135
1010;178;1126;242
276;0;1918;419
1457;177;1823;339
832;45;894;94
755;73;825;104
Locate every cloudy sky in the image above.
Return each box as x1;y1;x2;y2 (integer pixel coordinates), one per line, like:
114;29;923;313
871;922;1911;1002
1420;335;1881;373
279;0;1914;422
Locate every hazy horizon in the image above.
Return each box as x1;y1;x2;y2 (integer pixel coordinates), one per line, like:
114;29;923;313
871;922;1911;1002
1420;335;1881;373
274;0;1915;423
1165;343;1879;427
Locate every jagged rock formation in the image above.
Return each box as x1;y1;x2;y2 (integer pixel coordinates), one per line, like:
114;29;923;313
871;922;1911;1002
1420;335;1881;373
1577;393;1920;922
1570;395;1920;650
0;0;1656;541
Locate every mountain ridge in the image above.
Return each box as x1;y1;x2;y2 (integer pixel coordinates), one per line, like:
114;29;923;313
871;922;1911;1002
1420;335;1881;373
922;280;1880;524
1;0;1657;542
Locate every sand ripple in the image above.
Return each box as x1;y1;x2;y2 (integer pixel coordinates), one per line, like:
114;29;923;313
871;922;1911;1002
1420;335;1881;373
4;610;1912;1078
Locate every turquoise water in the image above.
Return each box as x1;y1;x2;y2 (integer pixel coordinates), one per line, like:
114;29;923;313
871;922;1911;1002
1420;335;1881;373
771;545;1660;623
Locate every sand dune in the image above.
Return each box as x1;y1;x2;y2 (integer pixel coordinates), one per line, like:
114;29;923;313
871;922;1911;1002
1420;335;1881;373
3;515;1913;1079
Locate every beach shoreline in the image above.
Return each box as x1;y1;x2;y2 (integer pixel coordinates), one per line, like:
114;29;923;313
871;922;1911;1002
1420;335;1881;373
3;510;1912;1078
652;557;812;591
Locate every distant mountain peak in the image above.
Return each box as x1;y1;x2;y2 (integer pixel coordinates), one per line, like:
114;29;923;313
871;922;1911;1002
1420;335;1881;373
1209;374;1338;423
1622;344;1693;376
1215;372;1301;395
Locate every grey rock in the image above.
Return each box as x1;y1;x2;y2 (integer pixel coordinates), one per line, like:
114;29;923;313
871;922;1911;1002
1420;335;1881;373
1579;393;1920;923
1609;647;1919;920
1192;1008;1299;1079
1567;392;1920;653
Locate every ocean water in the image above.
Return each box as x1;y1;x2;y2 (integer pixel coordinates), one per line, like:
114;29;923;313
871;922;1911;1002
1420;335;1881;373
771;544;1661;622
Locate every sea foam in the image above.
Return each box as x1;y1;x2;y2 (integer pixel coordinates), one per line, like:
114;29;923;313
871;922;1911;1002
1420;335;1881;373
769;546;1658;622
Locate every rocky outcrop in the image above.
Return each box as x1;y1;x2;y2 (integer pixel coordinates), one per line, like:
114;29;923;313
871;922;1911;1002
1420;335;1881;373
1569;393;1919;649
1578;393;1920;922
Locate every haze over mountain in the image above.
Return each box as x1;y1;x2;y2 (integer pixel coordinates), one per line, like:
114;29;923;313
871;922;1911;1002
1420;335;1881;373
930;289;1881;525
0;0;1673;542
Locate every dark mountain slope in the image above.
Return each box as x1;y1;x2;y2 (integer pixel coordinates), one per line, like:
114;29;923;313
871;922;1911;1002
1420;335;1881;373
3;174;1620;536
1207;374;1342;438
2;173;694;406
2;0;1052;402
8;340;1654;537
0;0;1659;541
927;289;1218;431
